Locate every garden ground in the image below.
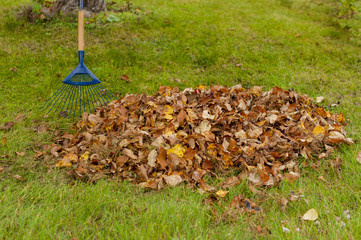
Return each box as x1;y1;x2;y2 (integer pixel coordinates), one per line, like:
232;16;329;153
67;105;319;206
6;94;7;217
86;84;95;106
1;0;361;239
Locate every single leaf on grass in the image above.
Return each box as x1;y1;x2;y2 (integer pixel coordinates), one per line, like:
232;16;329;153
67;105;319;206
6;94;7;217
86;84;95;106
1;137;7;146
121;75;130;82
15;113;26;122
330;157;342;168
199;179;216;193
302;208;318;221
357;151;361;164
0;166;4;173
216;190;229;198
12;175;24;181
316;96;325;103
0;122;15;131
16;152;25;157
222;176;240;189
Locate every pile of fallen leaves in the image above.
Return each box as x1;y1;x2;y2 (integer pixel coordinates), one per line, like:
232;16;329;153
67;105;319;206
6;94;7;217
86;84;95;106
50;85;352;190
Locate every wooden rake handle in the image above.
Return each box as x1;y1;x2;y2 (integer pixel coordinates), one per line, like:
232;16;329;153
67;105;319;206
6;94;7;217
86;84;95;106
78;10;85;51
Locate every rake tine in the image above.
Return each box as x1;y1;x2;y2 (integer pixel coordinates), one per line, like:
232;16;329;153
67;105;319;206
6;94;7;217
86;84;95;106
89;84;104;107
93;84;108;106
93;84;110;104
85;86;92;113
57;84;74;116
59;85;74;117
67;85;76;118
86;84;95;110
73;85;79;119
96;84;113;103
64;85;76;117
42;84;67;110
47;84;71;114
77;85;81;117
99;83;116;100
83;84;87;114
79;83;83;115
96;84;112;104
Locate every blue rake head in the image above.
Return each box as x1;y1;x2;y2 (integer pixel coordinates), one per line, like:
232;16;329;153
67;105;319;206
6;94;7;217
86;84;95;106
42;51;116;118
62;51;100;86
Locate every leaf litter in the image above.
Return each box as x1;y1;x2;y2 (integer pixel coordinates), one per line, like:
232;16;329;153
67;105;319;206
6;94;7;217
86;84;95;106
46;85;352;218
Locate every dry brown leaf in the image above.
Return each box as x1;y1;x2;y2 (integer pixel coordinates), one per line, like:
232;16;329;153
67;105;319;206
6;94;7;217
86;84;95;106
12;175;24;181
157;147;168;170
0;122;15;131
222;176;240;189
328;131;346;143
147;149;158;167
15;113;26;122
16;152;25;157
123;148;137;160
357;151;361;164
164;175;183;187
1;137;7;146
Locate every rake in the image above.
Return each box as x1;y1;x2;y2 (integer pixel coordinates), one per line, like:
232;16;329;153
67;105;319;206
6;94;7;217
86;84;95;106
42;0;115;117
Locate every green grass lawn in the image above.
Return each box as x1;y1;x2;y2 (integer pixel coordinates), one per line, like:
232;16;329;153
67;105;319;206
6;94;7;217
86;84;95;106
1;0;361;239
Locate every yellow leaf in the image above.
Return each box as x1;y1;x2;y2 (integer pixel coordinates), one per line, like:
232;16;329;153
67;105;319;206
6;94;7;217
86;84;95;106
302;208;318;221
105;125;113;132
164;128;174;136
207;143;217;149
167;144;186;157
197;85;207;90
216;190;229;198
326;111;331;118
316;107;327;118
146;101;158;108
63;153;78;163
80;151;90;161
337;113;345;123
55;160;72;167
164;105;174;120
312;125;325;135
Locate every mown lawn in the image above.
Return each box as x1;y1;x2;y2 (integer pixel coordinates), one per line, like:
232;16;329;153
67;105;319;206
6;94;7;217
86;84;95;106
1;0;361;239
